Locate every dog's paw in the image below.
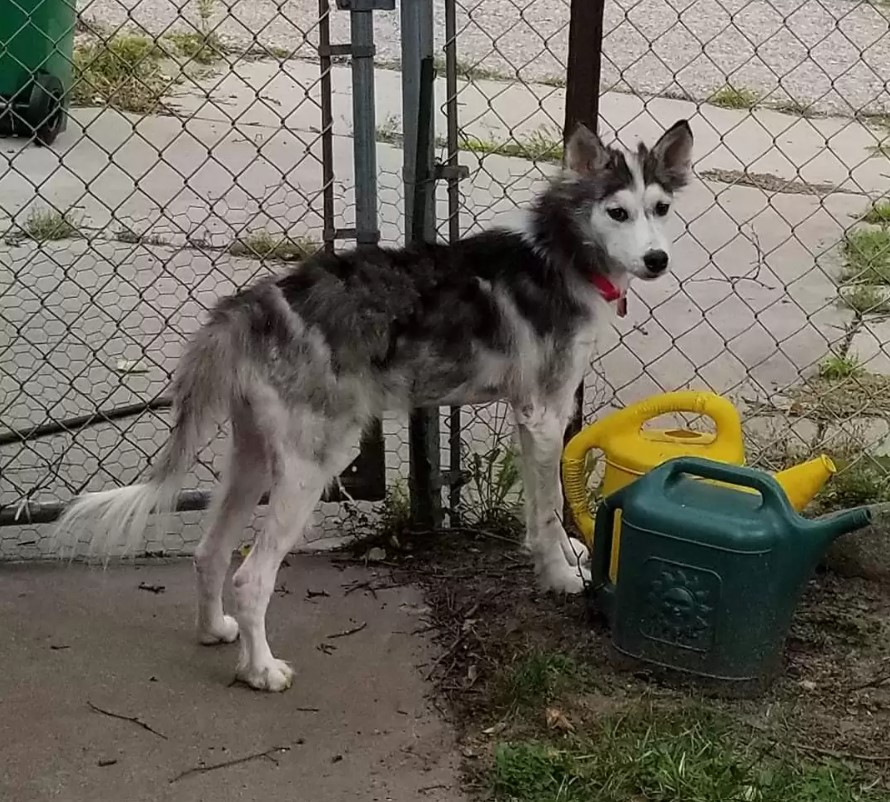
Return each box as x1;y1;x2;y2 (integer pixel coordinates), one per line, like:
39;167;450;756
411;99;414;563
560;536;590;567
538;560;590;595
198;614;240;645
236;658;295;692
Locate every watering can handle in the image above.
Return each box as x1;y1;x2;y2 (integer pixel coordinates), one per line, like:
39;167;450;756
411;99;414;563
591;495;619;591
623;390;742;443
661;456;788;508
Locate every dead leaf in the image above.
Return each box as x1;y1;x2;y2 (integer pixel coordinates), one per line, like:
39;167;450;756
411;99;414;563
482;721;507;737
545;707;575;733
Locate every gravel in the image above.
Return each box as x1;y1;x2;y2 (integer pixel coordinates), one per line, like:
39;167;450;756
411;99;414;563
81;0;890;116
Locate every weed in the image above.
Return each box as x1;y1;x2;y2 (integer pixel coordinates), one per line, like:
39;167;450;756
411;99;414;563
842;227;890;284
229;230;318;261
375;114;403;146
113;225;168;246
708;84;760;110
71;33;171;113
495;650;582;711
774;98;815;117
19;207;82;241
492;705;884;802
819;354;863;380
817;457;890;511
432;56;512;82
465;442;524;532
165;0;224;64
841;284;890;315
863;200;890;225
459;128;563;164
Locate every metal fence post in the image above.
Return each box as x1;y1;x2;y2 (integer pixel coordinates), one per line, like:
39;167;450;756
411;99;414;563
563;0;605;442
401;0;442;529
346;0;381;248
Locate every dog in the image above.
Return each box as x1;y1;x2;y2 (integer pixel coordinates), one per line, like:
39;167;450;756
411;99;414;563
52;120;694;692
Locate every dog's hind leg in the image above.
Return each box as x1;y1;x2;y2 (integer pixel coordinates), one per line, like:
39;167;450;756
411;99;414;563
513;400;590;595
194;402;270;645
231;420;362;692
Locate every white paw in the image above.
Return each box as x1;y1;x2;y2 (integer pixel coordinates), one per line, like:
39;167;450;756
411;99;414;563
537;559;590;595
560;536;590;567
198;614;240;645
236;658;295;692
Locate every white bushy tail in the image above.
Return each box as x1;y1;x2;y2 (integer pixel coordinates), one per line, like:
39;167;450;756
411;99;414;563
53;322;236;559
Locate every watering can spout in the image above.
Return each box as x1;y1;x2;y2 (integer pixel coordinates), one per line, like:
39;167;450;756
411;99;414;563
804;506;873;549
773;455;836;512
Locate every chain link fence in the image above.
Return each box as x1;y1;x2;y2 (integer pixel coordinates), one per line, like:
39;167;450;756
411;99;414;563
1;0;889;558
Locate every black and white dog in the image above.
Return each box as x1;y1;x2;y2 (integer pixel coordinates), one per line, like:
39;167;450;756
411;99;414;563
54;120;694;691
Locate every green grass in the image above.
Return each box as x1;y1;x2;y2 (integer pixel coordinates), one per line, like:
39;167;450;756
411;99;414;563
774;98;816;117
19;207;82;241
459;128;563;164
492;706;888;802
819;354;863;380
71;33;171;113
228;230;318;261
863;200;890;225
495;651;584;711
164;30;225;64
842;228;890;284
841;284;890;315
708;84;761;110
817;457;890;511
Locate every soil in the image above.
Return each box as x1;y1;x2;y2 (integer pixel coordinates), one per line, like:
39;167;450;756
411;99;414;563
357;527;890;793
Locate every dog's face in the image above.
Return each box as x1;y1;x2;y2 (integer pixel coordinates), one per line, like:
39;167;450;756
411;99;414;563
565;120;693;281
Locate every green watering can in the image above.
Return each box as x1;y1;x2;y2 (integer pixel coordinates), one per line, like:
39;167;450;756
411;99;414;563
591;456;872;694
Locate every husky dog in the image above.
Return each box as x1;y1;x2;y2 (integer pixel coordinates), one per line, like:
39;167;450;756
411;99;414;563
54;120;693;692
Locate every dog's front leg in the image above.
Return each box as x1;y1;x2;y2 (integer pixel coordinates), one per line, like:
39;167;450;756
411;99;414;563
513;401;590;594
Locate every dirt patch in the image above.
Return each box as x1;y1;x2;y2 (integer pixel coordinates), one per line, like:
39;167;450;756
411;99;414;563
355;528;890;797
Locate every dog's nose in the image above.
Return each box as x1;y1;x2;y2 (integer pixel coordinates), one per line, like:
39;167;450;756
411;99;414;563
643;250;669;274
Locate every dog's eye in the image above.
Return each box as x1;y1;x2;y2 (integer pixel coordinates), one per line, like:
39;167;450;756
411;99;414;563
654;201;670;217
607;207;628;222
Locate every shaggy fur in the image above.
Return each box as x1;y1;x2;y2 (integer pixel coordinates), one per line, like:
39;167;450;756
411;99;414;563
53;120;694;691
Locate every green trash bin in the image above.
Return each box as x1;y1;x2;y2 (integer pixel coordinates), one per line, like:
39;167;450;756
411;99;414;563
0;0;76;146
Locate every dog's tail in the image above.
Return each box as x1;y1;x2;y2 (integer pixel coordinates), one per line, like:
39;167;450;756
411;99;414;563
53;318;237;558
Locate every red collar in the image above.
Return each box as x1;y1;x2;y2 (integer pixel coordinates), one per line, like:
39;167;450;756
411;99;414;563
591;275;627;317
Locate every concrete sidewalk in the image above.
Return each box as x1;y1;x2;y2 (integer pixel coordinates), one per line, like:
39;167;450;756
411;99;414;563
0;557;465;802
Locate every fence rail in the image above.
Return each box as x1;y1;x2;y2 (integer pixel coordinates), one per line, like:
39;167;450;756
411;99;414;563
2;0;890;559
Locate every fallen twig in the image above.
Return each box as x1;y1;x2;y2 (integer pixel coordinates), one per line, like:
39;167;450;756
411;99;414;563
87;701;168;740
425;632;465;681
327;622;368;639
170;745;291;783
137;582;165;594
306;589;330;599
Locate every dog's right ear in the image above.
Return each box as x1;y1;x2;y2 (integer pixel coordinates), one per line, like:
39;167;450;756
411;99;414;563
564;124;609;175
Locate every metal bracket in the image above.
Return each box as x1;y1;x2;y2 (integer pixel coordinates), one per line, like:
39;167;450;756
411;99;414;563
318;43;375;58
435;162;469;181
335;0;395;10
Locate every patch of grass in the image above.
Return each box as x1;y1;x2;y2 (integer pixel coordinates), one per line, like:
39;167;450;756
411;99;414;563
495;651;582;711
842;227;890;284
863;200;890;225
708;84;760;110
817;457;890;511
164;0;224;64
819;353;864;380
71;33;171;113
432;56;513;82
459;128;563;164
841;284;890;315
229;231;318;261
19;207;82;241
492;705;885;802
375;114;403;146
165;30;224;64
774;98;816;117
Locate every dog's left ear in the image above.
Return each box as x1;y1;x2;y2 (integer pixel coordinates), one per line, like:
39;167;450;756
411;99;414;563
649;120;693;191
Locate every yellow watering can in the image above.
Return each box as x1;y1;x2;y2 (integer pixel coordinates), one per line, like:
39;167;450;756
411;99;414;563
562;390;836;582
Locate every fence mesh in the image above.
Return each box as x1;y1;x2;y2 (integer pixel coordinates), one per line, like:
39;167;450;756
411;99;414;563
1;0;890;558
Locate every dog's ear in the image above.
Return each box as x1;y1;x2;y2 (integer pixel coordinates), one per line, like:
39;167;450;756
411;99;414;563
649;120;693;190
564;124;610;175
